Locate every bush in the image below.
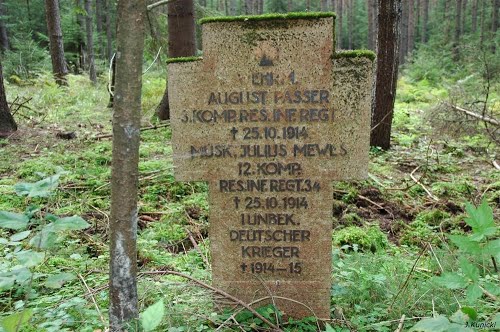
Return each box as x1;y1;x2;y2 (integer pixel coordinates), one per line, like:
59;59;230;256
2;32;51;80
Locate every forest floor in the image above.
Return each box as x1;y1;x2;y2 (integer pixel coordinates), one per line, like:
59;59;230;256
0;70;499;332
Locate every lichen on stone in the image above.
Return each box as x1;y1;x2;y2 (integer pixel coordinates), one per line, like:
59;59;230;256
199;12;335;25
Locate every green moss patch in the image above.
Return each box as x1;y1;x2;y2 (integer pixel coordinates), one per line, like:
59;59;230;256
333;50;376;61
199;12;335;25
333;225;389;252
166;56;203;64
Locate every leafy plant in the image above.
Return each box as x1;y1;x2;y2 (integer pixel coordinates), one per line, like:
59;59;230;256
140;300;165;332
411;201;499;331
0;171;90;331
434;201;499;301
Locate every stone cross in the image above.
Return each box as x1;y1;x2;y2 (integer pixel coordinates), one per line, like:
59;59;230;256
168;13;374;319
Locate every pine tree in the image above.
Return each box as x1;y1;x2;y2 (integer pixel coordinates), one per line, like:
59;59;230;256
156;0;196;120
44;0;68;85
371;0;402;150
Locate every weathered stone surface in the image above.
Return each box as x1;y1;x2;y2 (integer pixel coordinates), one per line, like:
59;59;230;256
168;15;373;319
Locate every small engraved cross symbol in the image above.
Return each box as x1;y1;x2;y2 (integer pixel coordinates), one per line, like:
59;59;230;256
230;127;238;139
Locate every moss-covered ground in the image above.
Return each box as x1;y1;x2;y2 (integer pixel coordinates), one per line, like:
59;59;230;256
0;68;498;331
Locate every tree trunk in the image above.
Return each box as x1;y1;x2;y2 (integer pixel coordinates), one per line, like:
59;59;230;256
85;0;97;84
370;0;401;150
45;0;68;86
422;0;429;42
336;0;343;48
0;0;9;51
471;0;478;32
399;0;408;64
368;0;374;50
247;0;253;14
104;0;113;62
96;0;106;59
288;0;293;12
348;0;354;49
0;61;16;137
321;0;327;11
444;0;451;43
408;0;415;53
108;0;145;330
229;0;237;15
492;0;499;53
306;0;311;11
26;0;31;20
415;0;420;42
461;0;467;35
480;0;486;44
76;0;87;71
156;0;196;121
453;0;462;61
368;0;380;49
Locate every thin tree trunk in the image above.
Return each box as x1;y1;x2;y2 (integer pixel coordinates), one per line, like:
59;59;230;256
422;0;429;42
461;0;467;34
85;0;97;83
229;0;236;14
26;0;31;20
321;0;327;11
45;0;68;86
368;0;374;50
492;0;499;53
453;0;462;61
348;0;354;49
399;0;408;64
444;0;451;43
415;0;420;42
408;0;415;53
96;0;106;59
0;0;9;51
288;0;293;12
0;60;16;137
471;0;478;32
76;0;87;70
480;0;486;44
156;0;196;120
108;0;146;329
104;0;113;62
306;0;311;11
246;0;252;14
370;0;402;150
337;0;343;48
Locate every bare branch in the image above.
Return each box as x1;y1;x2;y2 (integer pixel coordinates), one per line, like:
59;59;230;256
445;102;500;127
147;0;172;11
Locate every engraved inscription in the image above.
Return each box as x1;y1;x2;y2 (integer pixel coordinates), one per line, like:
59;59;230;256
168;16;372;319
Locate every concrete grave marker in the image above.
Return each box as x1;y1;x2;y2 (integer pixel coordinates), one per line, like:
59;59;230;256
168;13;374;319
